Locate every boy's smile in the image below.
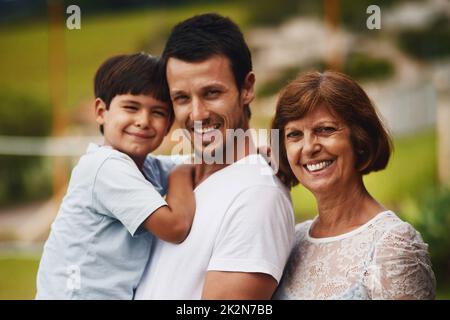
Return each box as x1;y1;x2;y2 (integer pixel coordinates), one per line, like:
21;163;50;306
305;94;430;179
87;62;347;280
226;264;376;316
95;93;171;167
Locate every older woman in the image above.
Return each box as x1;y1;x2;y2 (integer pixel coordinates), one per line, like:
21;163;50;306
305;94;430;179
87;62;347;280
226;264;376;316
272;71;436;300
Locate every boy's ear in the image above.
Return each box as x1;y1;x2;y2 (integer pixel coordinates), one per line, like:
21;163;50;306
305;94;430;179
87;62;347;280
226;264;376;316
241;71;255;105
95;98;107;126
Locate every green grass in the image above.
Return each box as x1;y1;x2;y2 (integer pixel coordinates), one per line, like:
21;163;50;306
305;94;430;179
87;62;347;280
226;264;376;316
437;287;450;300
291;129;437;221
0;254;448;300
0;256;39;300
0;3;248;112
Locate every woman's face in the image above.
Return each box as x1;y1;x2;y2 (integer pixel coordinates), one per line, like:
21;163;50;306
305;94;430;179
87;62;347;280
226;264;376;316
284;104;360;195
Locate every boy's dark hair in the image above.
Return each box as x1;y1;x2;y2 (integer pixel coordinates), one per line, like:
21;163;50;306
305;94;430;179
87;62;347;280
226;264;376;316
94;53;172;134
162;13;253;119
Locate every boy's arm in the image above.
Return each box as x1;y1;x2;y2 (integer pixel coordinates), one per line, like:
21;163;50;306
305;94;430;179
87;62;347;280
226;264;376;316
142;164;195;244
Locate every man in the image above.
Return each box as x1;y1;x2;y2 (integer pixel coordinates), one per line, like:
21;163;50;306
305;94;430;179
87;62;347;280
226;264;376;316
135;13;295;300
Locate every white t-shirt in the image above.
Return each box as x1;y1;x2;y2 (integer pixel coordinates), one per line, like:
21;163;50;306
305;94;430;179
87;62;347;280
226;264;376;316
135;154;295;299
36;144;172;299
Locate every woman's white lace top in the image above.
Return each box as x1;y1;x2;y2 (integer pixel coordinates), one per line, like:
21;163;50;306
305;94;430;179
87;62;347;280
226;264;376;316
274;211;436;300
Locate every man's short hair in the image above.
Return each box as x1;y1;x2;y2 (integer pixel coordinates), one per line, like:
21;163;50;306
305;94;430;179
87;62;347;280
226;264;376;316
94;53;171;134
162;13;253;118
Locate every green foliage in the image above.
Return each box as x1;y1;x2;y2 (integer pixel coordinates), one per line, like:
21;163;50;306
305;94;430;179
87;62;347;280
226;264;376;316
0;91;52;206
398;14;450;60
340;0;396;32
400;187;450;283
257;61;327;98
0;91;51;137
241;0;322;26
344;52;394;81
257;53;393;98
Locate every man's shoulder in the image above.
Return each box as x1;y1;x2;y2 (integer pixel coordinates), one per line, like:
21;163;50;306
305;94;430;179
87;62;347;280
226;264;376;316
225;154;289;195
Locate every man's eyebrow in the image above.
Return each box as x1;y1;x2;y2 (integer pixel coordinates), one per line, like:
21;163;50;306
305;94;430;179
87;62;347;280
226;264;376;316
202;83;226;91
170;89;186;96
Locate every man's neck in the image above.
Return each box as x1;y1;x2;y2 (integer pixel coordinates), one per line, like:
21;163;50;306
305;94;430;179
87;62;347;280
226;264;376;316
193;133;256;187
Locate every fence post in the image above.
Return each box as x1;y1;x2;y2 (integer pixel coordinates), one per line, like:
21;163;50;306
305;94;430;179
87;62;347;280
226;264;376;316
48;0;69;203
437;92;450;187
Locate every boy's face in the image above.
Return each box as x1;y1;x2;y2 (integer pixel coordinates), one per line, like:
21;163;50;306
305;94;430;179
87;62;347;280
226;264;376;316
95;94;171;166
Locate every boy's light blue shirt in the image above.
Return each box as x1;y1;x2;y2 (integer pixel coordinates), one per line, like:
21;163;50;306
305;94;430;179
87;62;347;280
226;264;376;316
36;144;180;299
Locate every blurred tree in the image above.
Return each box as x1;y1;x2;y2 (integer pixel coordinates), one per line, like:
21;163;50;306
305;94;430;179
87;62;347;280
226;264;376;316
340;0;396;32
241;0;322;26
257;53;393;97
0;91;52;206
398;14;450;61
344;52;394;81
403;187;450;285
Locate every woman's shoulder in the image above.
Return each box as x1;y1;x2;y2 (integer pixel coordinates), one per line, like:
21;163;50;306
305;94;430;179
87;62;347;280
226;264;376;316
370;211;431;265
367;211;436;299
372;211;425;245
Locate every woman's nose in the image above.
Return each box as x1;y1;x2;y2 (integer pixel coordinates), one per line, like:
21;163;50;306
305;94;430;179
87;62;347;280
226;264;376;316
302;133;321;156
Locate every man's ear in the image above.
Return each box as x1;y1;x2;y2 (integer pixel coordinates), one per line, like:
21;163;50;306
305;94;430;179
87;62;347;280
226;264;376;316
241;71;255;105
94;98;107;126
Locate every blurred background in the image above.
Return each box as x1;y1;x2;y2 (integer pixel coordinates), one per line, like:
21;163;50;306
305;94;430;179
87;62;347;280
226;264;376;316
0;0;449;299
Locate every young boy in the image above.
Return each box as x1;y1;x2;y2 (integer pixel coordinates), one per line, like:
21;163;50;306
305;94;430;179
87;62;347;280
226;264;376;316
36;53;195;299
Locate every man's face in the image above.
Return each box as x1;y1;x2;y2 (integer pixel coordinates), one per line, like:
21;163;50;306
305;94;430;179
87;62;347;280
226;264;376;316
166;54;255;158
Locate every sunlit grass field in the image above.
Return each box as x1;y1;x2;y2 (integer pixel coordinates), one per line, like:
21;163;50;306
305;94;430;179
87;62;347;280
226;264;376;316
0;256;40;300
0;3;248;111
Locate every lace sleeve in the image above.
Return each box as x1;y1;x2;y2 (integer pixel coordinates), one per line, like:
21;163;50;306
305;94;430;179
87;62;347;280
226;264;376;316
366;222;436;300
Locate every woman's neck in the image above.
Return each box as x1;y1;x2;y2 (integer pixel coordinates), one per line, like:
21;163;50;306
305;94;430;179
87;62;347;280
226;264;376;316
312;178;385;238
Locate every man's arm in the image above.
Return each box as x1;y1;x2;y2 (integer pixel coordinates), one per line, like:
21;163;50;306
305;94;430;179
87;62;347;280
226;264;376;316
200;185;295;300
202;271;277;300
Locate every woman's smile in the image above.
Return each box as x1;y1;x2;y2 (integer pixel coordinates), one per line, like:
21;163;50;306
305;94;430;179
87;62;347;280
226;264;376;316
284;104;357;195
302;159;336;176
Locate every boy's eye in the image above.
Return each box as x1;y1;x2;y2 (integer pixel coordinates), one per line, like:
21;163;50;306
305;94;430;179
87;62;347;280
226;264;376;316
152;110;168;117
123;106;138;111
